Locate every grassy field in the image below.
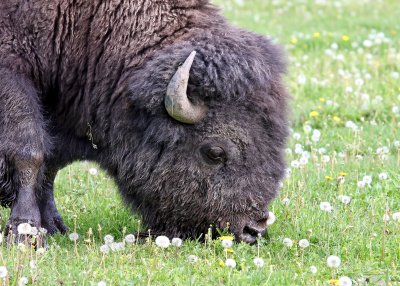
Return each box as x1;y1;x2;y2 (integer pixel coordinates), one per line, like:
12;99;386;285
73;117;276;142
1;0;400;285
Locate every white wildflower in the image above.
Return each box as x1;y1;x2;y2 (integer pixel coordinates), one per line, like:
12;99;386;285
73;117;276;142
187;255;199;263
18;277;28;286
378;173;388;180
17;223;32;235
283;238;293;247
298;239;310;249
392;212;400;221
282;198;290;205
339;195;351;205
363;175;372;185
327;255;341;268
310;265;317;274
266;212;276;226
69;232;79;241
124;234;136;244
100;244;110;254
320;202;333;212
339;276;352;286
0;266;7;278
253;257;265;268
221;239;233;249
171;238;183;247
104;234;114;245
89;167;98;175
225;258;236;268
383;214;390;222
155;236;170;248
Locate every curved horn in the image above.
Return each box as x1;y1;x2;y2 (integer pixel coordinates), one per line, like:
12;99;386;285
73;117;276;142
165;51;208;124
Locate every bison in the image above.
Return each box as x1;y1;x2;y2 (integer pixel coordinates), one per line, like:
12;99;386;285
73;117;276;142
0;0;289;244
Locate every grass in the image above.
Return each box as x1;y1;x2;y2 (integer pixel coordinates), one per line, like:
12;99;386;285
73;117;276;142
1;0;400;285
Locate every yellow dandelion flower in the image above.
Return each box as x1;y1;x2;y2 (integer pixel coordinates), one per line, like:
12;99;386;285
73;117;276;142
325;176;334;181
341;35;350;41
313;32;321;38
219;261;225;267
310;111;319;117
319;98;326;103
225;248;234;254
328;279;340;286
290;37;298;44
333;116;341;123
339;172;348;176
219;236;234;241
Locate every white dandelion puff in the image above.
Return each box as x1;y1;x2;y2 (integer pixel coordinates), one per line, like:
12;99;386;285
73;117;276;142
187;255;199;263
225;258;236;268
298;239;310;249
320;202;333;212
283;238;293;247
155;236;170;248
253;257;265;268
17;223;32;235
18;277;29;286
266;212;276;226
221;239;233;248
0;266;7;278
327;255;341;268
124;234;136;244
100;244;110;254
88;167;98;175
103;234;114;245
310;265;317;274
171;238;183;247
339;276;352;286
69;232;79;241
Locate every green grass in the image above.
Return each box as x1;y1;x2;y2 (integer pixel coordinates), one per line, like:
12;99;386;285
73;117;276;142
1;0;400;285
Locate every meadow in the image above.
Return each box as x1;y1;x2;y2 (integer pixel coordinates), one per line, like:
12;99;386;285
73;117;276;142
1;0;399;285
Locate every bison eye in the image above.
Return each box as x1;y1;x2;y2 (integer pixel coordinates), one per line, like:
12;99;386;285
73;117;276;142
201;145;227;164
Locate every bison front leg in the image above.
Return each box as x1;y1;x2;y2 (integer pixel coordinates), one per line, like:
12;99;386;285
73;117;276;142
38;168;67;234
0;67;47;241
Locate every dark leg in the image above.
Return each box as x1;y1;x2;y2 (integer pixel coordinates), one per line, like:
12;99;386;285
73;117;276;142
38;168;67;234
0;68;47;237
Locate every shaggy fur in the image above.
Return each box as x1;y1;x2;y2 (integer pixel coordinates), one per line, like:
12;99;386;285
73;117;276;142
0;0;289;242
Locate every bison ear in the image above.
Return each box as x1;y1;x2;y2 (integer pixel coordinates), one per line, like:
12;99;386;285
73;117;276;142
164;51;208;124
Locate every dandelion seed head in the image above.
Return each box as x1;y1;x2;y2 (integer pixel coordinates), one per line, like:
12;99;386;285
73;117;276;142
327;255;341;268
0;266;7;278
171;238;183;247
390;211;400;221
310;265;317;274
339;195;351;204
187;255;199;263
124;234;136;244
283;238;293;247
104;234;114;245
17;223;32;235
225;258;236;268
100;244;110;254
89;167;98;175
221;239;233;248
378;172;388;180
155;236;170;248
69;232;79;241
282;197;290;205
253;257;265;268
298;239;310;248
266;212;276;226
339;276;352;286
320;202;333;212
18;276;28;286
